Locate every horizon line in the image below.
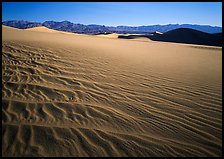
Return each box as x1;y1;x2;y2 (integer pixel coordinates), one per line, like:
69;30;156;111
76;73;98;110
2;20;222;28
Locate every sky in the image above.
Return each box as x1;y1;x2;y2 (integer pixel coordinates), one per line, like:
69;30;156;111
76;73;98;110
2;2;222;27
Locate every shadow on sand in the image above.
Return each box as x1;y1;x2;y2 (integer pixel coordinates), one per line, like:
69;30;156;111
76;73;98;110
118;28;222;47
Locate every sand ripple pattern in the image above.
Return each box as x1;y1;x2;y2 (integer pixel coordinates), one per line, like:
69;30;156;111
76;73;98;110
2;41;222;157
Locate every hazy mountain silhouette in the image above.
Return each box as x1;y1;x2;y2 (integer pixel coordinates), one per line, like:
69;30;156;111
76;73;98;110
108;24;222;34
2;20;222;46
2;20;110;34
2;20;42;29
2;20;222;34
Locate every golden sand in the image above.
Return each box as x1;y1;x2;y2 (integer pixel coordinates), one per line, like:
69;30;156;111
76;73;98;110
2;25;222;157
26;26;77;35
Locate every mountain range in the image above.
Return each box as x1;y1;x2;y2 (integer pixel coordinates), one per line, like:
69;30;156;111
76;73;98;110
2;20;222;34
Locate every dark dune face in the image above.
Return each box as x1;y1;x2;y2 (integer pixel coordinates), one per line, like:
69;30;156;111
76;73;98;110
118;34;152;39
150;28;222;46
118;28;222;46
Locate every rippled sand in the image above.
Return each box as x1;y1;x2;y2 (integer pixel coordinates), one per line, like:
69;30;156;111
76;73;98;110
2;25;222;157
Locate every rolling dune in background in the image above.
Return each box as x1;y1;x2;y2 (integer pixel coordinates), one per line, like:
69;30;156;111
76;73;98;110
26;26;61;33
2;25;222;157
25;26;76;35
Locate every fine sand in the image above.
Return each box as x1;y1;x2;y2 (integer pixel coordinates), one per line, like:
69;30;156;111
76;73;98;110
26;26;61;33
96;33;123;38
26;26;77;35
2;25;222;157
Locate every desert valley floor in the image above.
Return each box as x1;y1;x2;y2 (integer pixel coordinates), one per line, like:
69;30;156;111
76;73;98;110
2;26;222;157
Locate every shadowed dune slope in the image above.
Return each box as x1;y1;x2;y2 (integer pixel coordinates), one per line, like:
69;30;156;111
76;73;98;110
118;34;153;40
2;25;222;157
118;28;222;46
150;28;222;46
97;33;152;42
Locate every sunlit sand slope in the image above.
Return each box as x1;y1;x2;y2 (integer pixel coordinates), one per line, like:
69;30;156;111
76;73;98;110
25;26;75;35
2;25;222;157
26;26;61;33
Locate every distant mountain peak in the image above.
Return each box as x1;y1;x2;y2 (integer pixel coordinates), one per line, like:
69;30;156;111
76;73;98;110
2;20;222;34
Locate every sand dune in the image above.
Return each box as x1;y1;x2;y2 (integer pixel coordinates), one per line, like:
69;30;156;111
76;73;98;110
118;28;222;47
150;28;222;46
25;26;77;35
96;33;152;42
96;33;123;38
25;26;62;33
2;25;222;157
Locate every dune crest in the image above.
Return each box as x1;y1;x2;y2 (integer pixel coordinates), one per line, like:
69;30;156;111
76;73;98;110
25;26;61;33
25;26;78;36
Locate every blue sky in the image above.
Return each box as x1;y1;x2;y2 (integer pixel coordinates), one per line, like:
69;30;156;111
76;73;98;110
2;2;222;27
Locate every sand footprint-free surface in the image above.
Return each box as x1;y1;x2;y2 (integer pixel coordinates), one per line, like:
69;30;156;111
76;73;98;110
2;25;222;157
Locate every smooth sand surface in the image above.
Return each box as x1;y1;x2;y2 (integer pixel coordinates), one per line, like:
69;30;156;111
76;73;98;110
26;26;61;33
2;25;222;157
26;26;77;35
96;33;123;38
